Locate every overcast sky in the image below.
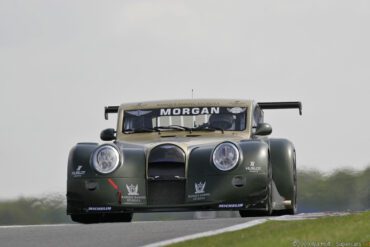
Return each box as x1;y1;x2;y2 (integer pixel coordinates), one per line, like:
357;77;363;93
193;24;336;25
1;0;370;199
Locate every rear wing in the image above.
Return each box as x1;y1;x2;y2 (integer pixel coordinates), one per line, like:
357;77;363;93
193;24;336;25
257;102;302;115
104;102;302;119
104;106;119;120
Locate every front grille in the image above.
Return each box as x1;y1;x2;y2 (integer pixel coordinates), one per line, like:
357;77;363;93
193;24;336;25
147;180;185;205
147;144;186;205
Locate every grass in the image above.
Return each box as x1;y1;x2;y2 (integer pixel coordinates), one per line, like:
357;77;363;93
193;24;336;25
170;211;370;247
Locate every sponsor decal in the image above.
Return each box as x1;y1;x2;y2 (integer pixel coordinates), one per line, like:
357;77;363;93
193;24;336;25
218;203;244;209
87;206;112;212
246;161;262;173
126;184;139;196
123;184;146;204
126;110;152;116
188;181;210;201
160;107;220;116
194;182;206;194
72;165;86;177
227;107;246;114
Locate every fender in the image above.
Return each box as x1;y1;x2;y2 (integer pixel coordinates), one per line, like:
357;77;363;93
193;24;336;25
67;142;98;180
68;142;147;179
67;142;147;214
269;138;296;200
187;140;270;177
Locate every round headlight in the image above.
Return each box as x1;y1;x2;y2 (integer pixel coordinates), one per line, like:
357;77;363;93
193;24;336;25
91;145;121;174
212;142;240;171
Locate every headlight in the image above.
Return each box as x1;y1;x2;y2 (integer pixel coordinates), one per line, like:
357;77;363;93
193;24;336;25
212;142;240;171
91;145;121;174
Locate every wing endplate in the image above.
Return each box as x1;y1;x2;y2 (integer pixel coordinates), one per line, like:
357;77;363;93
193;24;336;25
258;102;302;115
104;106;119;120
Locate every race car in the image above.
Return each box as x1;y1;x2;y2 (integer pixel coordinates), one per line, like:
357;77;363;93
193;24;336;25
67;99;302;223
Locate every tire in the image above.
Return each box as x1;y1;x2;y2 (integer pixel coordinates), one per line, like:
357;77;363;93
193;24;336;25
286;162;297;215
273;151;297;216
239;210;248;217
104;213;133;223
284;160;297;215
71;213;133;224
285;150;297;215
71;214;101;224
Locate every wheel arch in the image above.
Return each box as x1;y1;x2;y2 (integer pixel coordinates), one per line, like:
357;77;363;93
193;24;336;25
269;138;296;201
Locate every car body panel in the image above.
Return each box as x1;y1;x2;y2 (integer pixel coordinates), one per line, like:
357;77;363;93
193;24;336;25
67;99;301;221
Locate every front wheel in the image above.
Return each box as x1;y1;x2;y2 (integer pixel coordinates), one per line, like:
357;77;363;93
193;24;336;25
71;213;133;224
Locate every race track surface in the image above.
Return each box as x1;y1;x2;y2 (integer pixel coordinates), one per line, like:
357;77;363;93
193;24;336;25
1;213;345;247
0;217;261;247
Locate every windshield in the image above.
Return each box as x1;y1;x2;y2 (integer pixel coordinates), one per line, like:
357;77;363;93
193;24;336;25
123;106;247;134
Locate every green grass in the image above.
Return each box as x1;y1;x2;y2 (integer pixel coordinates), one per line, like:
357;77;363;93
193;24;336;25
170;211;370;247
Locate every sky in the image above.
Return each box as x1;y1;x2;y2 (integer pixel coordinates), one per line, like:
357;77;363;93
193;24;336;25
1;0;370;199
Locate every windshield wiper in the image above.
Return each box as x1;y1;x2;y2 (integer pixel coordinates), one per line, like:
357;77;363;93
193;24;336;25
192;125;224;134
154;125;192;132
124;125;191;134
124;128;160;134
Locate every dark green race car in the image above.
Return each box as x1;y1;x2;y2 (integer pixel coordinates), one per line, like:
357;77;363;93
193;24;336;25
67;99;302;223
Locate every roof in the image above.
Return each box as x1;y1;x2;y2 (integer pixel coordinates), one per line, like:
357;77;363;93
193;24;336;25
119;99;253;110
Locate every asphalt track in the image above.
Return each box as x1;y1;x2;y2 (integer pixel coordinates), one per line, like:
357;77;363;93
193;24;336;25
0;213;344;247
0;217;261;247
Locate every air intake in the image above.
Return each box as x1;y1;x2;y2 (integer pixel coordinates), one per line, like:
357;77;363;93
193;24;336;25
147;144;186;205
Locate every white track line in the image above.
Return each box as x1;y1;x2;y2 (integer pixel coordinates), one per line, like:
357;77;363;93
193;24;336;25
142;218;269;247
271;212;349;221
143;212;348;247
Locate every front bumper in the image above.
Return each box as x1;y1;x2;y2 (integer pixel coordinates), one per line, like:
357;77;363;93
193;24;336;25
67;173;268;214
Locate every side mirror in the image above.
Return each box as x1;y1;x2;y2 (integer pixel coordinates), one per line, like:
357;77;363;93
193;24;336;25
100;128;116;141
254;123;272;136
